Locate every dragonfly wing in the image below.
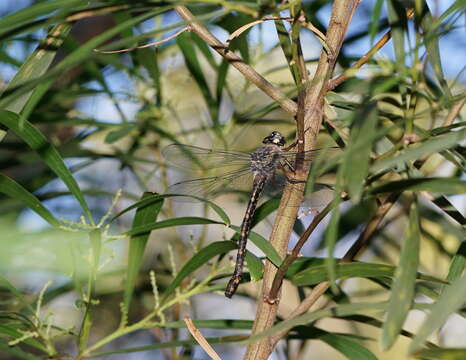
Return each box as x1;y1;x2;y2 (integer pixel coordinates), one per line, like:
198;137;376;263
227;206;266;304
167;167;253;202
280;146;340;163
162;144;251;169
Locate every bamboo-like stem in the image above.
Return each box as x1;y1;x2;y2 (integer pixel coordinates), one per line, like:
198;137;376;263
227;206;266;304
244;1;360;359
174;5;298;116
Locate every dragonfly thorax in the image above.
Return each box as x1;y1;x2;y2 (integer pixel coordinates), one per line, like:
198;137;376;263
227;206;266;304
250;144;283;178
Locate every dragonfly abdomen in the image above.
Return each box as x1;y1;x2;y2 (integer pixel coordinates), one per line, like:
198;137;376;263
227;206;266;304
225;176;267;298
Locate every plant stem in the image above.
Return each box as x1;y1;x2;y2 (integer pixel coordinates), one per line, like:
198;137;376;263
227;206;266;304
244;1;360;359
174;5;298;116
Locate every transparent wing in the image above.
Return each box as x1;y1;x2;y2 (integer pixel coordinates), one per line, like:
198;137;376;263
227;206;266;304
280;146;341;162
167;167;253;202
162;144;251;170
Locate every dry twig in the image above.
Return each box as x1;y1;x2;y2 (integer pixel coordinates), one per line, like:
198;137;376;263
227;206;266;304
184;317;222;360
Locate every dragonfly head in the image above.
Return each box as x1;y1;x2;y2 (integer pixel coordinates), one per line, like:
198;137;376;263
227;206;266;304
263;131;285;147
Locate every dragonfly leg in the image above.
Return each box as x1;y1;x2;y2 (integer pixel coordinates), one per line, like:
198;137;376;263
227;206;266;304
279;162;306;184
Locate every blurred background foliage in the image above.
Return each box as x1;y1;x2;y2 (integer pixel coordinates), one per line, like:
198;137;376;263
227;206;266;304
0;0;465;359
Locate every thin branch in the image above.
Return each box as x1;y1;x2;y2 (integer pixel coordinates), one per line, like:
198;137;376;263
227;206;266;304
174;5;298;116
226;17;293;46
444;90;466;126
328;8;415;90
65;5;129;22
328;28;392;90
270;192;400;346
94;27;190;54
184;317;222;360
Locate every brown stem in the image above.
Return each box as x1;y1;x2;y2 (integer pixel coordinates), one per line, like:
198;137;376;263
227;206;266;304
174;5;298;116
328;8;414;90
444;90;466;126
244;1;360;359
328;29;392;90
266;202;333;303
269;192;400;346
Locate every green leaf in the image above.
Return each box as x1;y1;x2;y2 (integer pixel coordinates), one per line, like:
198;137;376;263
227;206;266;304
382;201;420;350
90;335;247;357
409;272;466;354
1;8;168;107
216;59;229;102
112;194;230;225
372;128;466;173
0;111;92;221
124;192;164;309
444;236;466;285
177;32;217;125
0;275;34;314
0;0;85;37
160;241;236;302
343;102;378;201
324;196;342;291
0;22;72;116
124;217;224;237
419;5;452;98
163;319;253;329
371;178;466;195
387;0;407;73
229;225;282;267
137;48;162;105
105;124;136;143
413;348;466;360
250;198;281;228
291;261;443;286
0;174;60;228
244;302;389;344
369;0;385;43
245;251;263;282
319;332;377;360
0;340;42;360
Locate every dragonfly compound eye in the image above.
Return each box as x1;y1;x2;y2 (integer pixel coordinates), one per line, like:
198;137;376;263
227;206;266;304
263;131;285;146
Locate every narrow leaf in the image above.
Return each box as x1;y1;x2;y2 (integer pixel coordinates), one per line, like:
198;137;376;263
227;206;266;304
0;111;92;221
291;261;444;286
409;272;466;354
343;102;377;201
372;128;466;173
369;0;385;43
414;348;466;360
444;236;466;285
230;225;282;267
0;174;60;228
244;302;389;344
112;194;230;225
382;201;420;350
124;192;163;309
320;332;378;360
124;217;224;237
160;241;236;302
245;251;263;282
371;178;466;195
0;22;72;115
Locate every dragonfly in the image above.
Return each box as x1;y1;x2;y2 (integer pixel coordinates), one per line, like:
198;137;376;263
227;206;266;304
163;131;336;298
